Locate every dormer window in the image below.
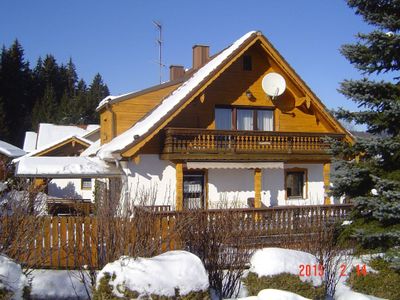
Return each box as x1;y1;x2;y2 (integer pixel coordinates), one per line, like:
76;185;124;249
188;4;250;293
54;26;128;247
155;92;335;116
215;107;274;131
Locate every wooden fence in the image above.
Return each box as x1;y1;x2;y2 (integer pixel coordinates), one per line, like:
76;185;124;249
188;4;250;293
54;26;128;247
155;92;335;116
0;204;352;269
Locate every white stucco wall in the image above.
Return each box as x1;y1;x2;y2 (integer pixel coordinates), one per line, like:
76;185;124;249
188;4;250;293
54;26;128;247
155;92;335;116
123;154;176;207
48;178;94;201
278;163;325;206
207;169;254;208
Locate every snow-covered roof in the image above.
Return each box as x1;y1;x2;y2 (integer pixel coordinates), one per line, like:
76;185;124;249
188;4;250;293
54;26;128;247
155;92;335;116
97;31;257;161
15;156;122;178
96;92;136;111
13;134;92;163
23;131;37;152
80;139;100;157
0;140;26;158
36;123;98;149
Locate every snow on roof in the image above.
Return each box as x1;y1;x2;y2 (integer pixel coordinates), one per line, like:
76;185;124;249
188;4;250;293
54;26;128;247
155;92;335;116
0;140;26;158
80;139;100;157
96;92;136;111
23;131;37;152
96;251;209;298
15;156;122;178
97;31;257;160
36;123;97;149
13;134;92;163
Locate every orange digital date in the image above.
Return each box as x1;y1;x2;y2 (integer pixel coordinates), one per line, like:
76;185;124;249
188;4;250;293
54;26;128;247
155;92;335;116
299;264;367;277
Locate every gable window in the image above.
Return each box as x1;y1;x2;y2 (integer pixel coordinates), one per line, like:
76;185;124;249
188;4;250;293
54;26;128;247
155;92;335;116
243;55;252;71
215;107;274;131
81;178;92;190
285;169;307;199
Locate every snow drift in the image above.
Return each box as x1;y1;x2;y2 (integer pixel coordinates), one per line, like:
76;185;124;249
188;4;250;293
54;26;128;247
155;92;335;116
96;251;209;298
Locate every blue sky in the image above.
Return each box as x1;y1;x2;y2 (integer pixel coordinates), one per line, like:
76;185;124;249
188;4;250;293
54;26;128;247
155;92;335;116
1;0;374;112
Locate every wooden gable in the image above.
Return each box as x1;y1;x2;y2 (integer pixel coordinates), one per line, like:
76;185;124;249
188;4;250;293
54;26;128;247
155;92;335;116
31;137;90;157
120;33;352;158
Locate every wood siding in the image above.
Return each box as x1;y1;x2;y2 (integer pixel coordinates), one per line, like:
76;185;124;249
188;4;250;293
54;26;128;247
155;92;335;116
100;84;180;144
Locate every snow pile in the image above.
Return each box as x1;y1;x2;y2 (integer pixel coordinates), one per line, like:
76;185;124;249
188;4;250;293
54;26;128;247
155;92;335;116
239;289;310;300
96;251;209;298
0;255;29;299
97;31;257;160
249;248;322;286
0;190;47;216
31;269;91;299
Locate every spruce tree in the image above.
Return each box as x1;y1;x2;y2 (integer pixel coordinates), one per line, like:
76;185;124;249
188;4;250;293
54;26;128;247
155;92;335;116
85;73;109;123
331;0;400;269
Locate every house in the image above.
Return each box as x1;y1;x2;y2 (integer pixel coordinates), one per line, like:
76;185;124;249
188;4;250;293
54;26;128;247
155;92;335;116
0;140;25;182
94;31;353;210
15;123;102;214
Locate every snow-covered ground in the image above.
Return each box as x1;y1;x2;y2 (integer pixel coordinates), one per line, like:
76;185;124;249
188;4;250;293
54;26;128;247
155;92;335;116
30;269;91;300
0;249;387;299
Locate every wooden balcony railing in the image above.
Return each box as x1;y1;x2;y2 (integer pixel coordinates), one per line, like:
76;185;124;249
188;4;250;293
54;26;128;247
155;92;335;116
162;127;345;160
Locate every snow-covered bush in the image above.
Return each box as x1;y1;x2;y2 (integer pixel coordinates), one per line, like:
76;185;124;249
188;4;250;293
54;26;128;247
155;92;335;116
243;248;325;299
0;254;30;299
93;251;209;299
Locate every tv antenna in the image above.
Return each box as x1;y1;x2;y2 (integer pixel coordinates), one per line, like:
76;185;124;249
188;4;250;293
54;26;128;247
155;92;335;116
153;21;164;84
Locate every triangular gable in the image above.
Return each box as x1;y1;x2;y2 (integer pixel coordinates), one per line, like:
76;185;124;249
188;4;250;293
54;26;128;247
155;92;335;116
97;31;353;161
14;135;91;162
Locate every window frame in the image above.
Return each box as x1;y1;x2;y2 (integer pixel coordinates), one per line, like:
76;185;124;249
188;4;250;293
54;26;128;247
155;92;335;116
215;105;275;131
81;178;92;190
284;168;308;200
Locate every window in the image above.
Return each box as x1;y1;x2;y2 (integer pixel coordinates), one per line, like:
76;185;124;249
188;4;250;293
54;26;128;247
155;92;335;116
285;169;307;199
237;109;254;130
215;108;232;130
215;107;274;131
183;172;205;209
257;110;274;131
81;178;92;190
243;55;252;71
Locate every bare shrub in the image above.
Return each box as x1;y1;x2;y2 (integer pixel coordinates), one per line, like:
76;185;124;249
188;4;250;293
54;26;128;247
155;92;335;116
0;179;47;273
178;204;253;299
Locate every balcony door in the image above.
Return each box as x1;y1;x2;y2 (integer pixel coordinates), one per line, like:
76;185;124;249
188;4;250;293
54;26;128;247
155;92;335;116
215;107;274;131
183;171;205;209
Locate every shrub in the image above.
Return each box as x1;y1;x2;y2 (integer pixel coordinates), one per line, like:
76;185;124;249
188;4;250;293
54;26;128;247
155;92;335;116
347;258;400;300
92;272;210;300
243;272;325;300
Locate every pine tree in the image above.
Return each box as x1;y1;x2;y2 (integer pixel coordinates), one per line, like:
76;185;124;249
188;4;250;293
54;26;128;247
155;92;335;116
85;73;109;123
32;85;58;129
0;97;8;139
0;40;33;145
331;0;400;269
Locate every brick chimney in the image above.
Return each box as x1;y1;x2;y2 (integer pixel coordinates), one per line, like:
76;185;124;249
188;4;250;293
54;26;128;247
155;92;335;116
169;65;185;81
192;45;209;69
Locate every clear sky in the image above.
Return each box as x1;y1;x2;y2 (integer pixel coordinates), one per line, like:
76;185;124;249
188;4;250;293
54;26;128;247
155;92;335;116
0;0;374;112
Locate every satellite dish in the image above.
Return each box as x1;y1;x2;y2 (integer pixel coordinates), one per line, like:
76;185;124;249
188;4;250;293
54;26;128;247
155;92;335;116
262;72;286;98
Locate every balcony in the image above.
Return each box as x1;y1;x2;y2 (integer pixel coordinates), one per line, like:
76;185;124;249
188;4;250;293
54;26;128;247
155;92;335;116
161;127;345;161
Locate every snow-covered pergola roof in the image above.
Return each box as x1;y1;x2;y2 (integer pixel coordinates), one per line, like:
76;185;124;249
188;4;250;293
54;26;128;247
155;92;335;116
0;140;26;158
15;156;122;178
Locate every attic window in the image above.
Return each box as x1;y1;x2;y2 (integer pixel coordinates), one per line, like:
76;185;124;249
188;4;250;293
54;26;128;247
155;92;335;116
243;55;252;71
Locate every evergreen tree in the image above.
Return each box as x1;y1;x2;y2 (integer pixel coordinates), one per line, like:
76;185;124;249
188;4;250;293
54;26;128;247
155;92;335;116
85;73;109;123
331;0;400;269
0;40;33;145
0;97;8;139
32;85;58;128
